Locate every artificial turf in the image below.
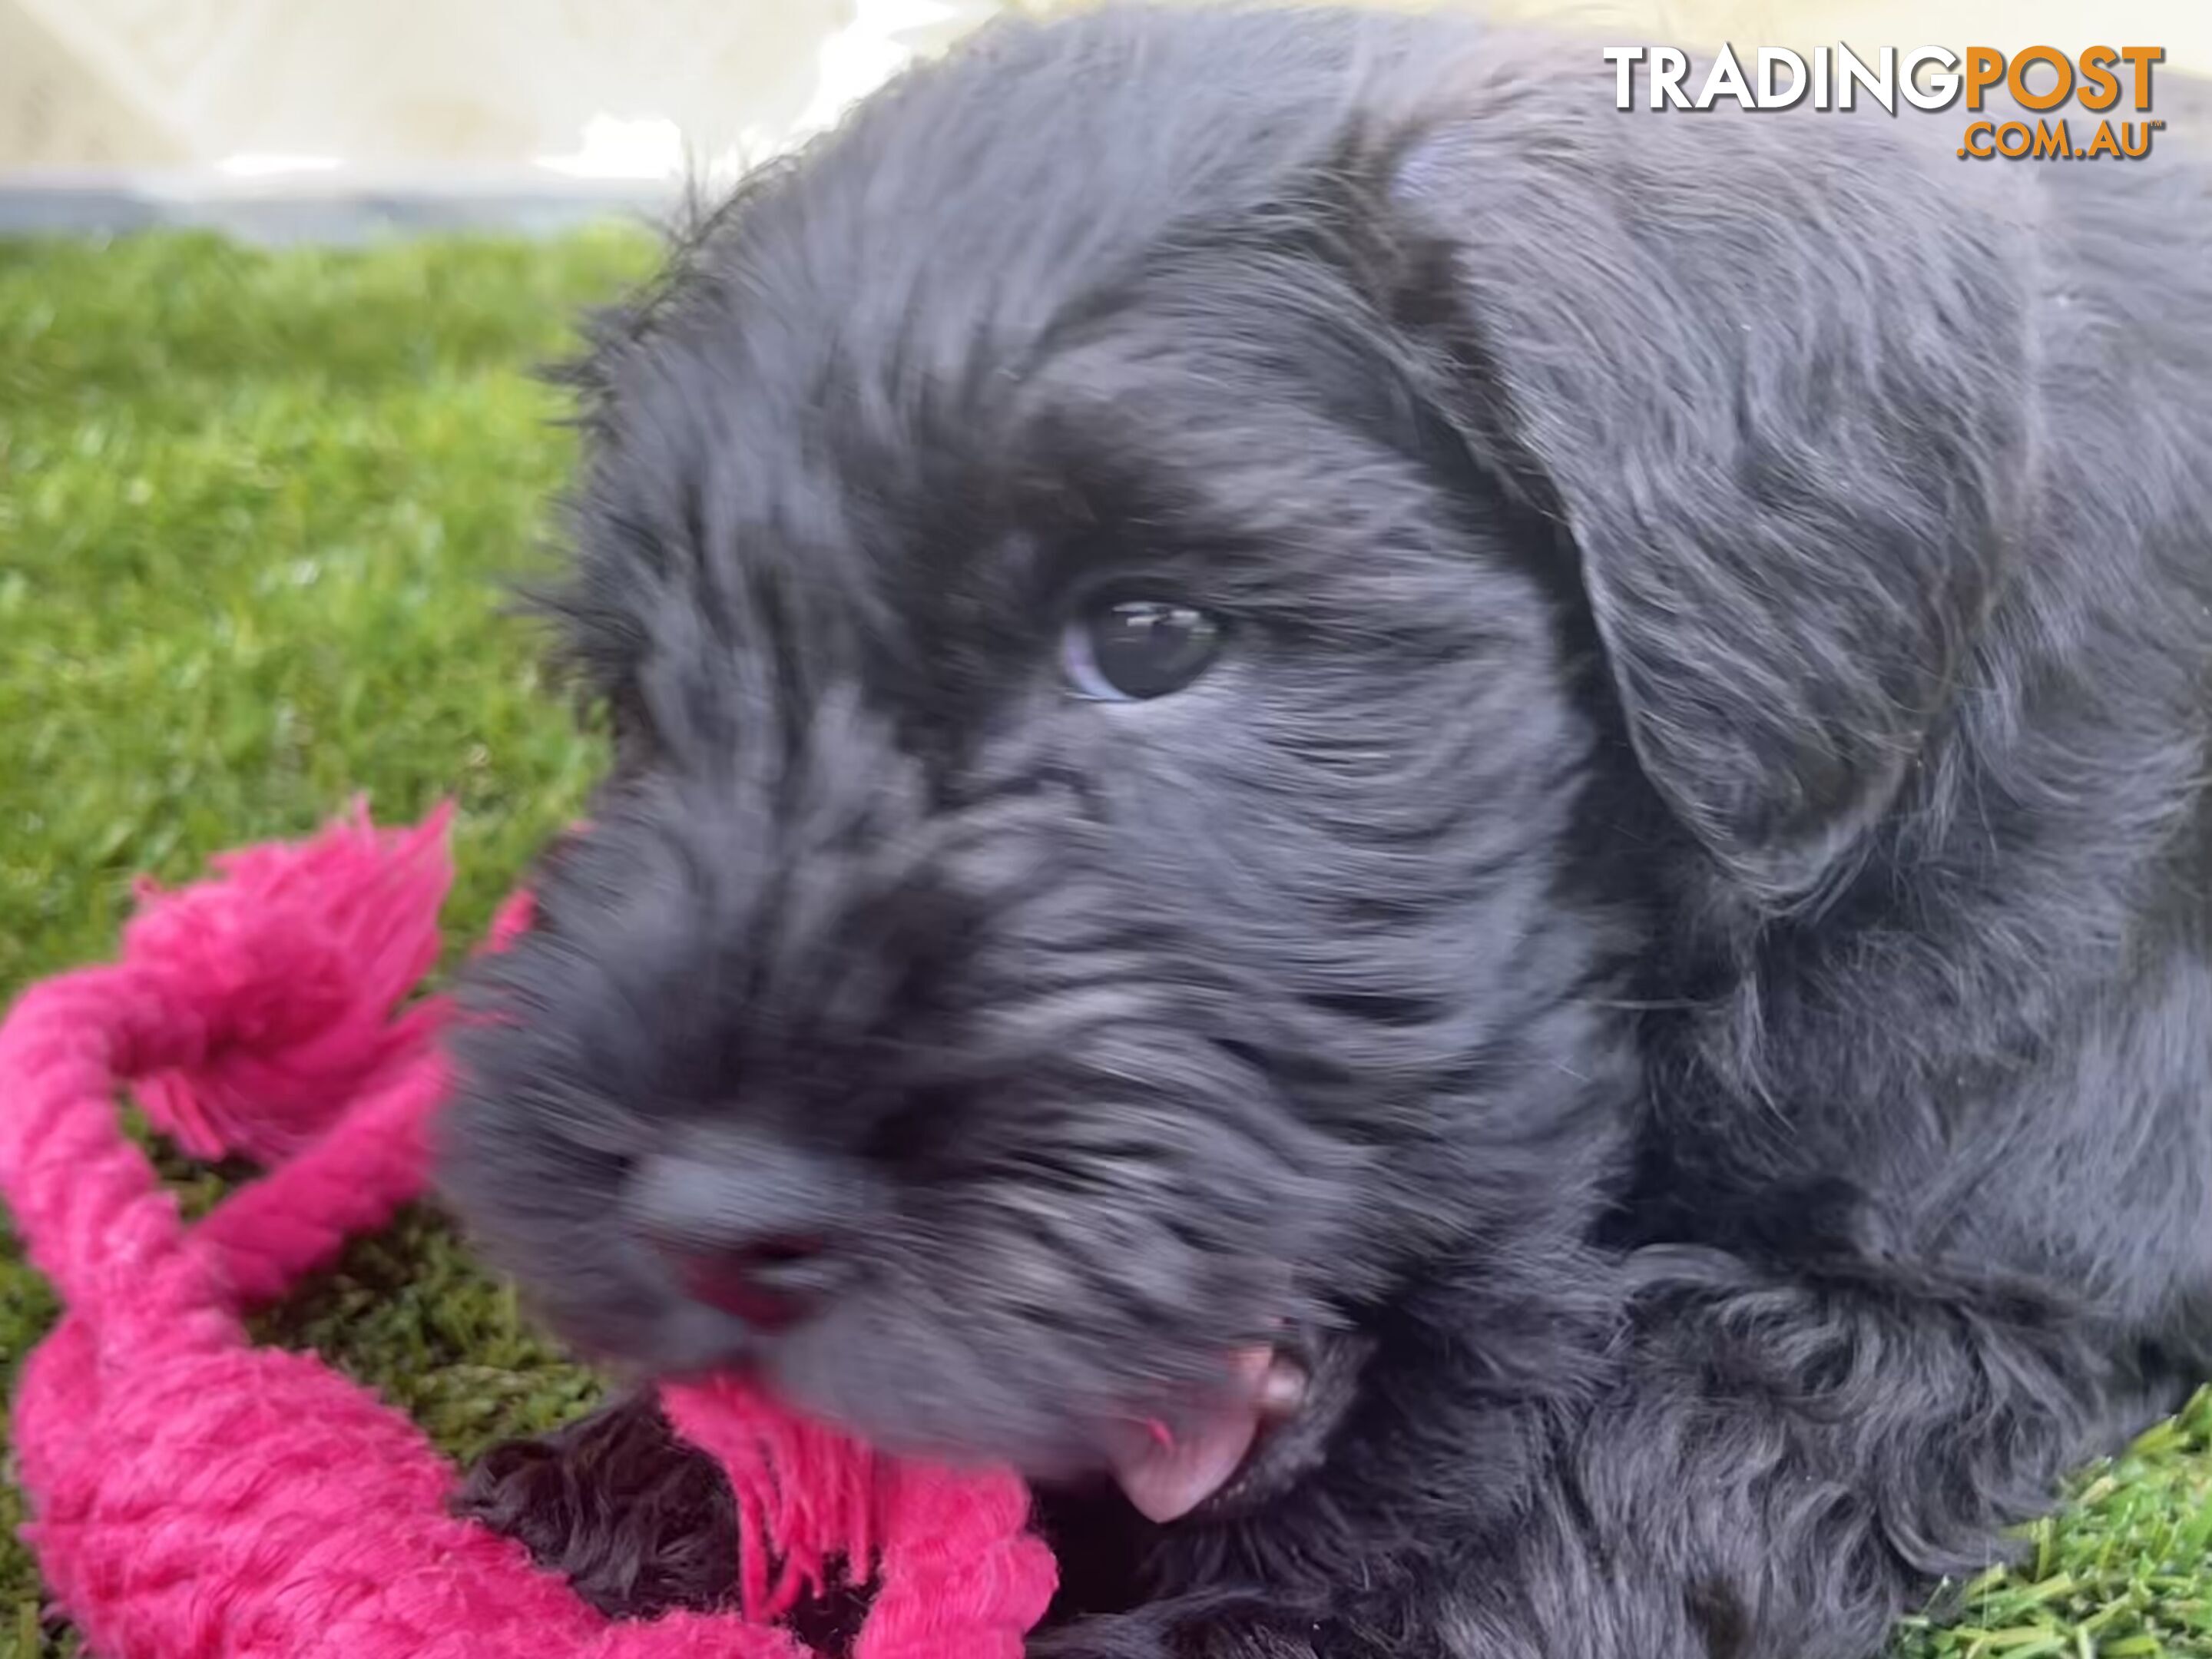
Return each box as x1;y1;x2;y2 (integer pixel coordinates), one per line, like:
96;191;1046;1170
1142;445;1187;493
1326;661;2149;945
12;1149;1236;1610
1;229;2210;1659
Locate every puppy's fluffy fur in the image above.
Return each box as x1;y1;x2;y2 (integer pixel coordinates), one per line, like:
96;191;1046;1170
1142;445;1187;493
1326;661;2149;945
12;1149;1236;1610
440;8;2212;1656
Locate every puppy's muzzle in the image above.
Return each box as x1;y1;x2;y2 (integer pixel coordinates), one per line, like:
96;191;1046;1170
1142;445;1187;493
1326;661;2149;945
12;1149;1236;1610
625;1128;865;1335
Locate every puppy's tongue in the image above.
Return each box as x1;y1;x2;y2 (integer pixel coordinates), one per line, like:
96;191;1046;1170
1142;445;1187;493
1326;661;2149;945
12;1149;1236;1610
1111;1347;1275;1525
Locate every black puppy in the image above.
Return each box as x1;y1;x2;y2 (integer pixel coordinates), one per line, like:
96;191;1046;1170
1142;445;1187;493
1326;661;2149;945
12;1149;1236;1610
439;8;2212;1657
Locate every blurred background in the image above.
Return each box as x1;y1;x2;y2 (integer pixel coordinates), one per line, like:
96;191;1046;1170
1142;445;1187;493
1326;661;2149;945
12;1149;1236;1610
3;0;2207;237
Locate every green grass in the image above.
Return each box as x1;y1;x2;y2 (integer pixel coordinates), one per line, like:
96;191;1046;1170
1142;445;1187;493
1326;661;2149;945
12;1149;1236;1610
2;229;2210;1658
0;227;653;1655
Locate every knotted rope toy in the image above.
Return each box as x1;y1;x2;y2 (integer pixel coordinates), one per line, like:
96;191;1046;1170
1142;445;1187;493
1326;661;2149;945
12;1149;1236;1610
0;803;1057;1658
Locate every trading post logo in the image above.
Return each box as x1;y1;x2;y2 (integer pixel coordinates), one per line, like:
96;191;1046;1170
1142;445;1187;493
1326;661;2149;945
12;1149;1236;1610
1604;45;2167;161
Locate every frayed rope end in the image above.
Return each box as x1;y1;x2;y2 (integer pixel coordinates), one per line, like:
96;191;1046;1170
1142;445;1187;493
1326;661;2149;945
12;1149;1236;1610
123;799;457;1164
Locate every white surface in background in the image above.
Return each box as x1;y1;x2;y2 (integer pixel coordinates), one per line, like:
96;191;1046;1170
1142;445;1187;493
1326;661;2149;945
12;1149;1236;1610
796;0;965;136
217;153;346;177
526;0;969;186
531;116;689;181
5;0;2208;176
3;0;994;173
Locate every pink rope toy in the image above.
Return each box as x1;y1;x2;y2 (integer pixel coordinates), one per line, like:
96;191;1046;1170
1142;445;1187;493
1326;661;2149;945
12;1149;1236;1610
0;802;1057;1659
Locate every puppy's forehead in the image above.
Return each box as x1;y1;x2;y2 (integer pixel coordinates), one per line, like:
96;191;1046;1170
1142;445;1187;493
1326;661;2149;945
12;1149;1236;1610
594;7;1453;487
566;8;1513;731
738;7;1420;360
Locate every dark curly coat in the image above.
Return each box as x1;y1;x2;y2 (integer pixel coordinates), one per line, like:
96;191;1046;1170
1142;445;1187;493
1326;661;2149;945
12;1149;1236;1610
439;10;2212;1656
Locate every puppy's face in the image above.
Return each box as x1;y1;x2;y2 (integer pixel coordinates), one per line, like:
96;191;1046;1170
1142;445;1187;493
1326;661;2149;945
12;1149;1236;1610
444;9;2017;1519
442;261;1623;1514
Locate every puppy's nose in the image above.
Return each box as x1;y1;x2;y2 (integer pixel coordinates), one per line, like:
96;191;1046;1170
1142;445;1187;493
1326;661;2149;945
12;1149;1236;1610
627;1137;853;1332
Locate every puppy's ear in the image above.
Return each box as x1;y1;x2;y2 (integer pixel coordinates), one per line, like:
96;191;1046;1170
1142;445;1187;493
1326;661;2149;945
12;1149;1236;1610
1389;65;2029;902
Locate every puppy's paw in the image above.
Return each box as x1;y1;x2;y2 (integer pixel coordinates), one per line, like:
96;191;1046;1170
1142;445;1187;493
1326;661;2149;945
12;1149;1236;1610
1035;1599;1330;1659
456;1392;741;1619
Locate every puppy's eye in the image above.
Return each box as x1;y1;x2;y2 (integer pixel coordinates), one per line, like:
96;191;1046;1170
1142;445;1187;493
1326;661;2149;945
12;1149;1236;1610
1061;595;1225;701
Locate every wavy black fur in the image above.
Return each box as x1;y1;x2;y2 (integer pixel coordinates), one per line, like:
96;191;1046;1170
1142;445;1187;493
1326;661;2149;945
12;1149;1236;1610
440;9;2212;1657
